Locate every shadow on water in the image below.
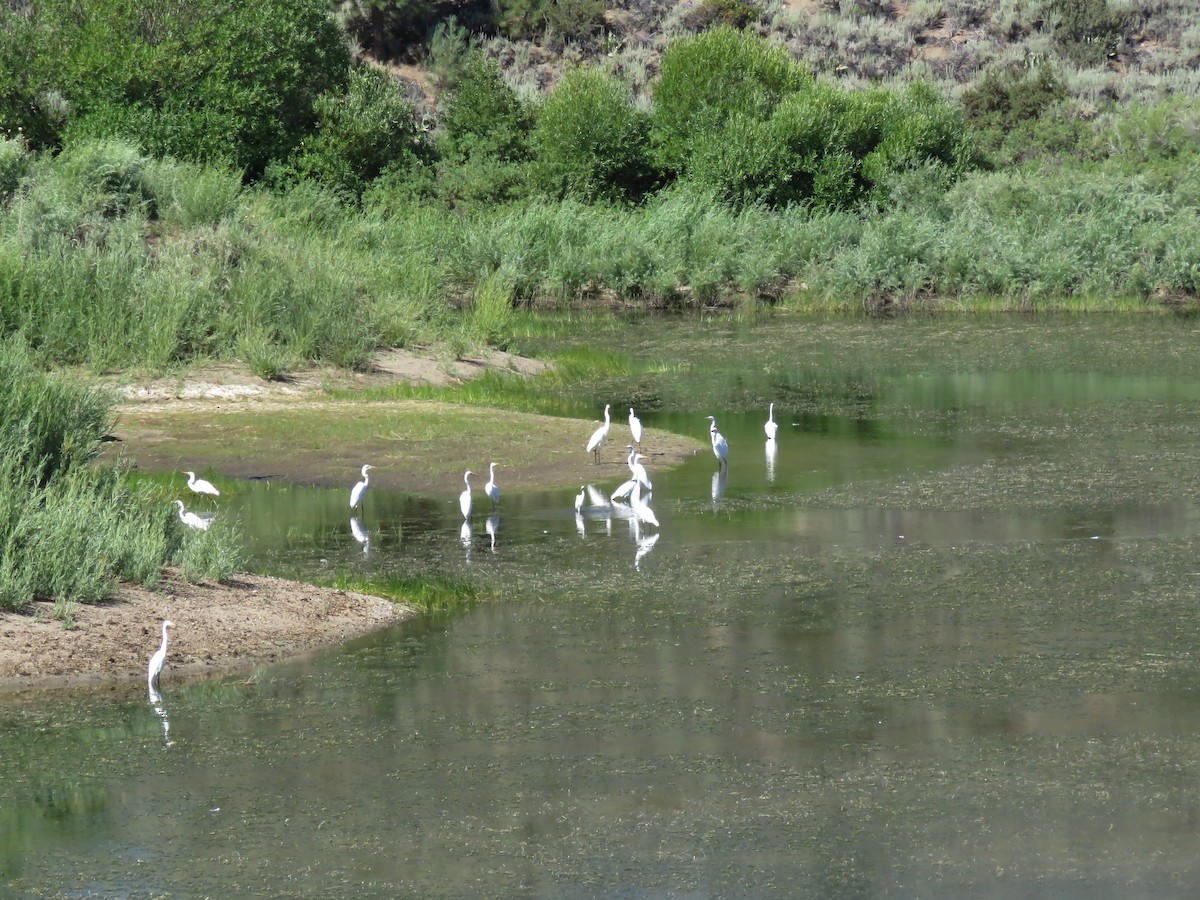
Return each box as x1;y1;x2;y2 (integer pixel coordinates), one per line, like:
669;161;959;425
6;316;1200;895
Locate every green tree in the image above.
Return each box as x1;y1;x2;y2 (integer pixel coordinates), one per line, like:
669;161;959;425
284;64;425;198
1;0;350;178
532;66;657;203
651;26;809;176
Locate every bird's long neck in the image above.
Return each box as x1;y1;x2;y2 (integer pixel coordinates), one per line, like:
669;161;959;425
464;473;472;487
160;624;169;650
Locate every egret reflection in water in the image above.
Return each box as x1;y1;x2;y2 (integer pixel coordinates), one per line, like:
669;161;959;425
350;516;370;555
486;513;499;552
634;527;660;570
148;684;174;748
711;467;727;510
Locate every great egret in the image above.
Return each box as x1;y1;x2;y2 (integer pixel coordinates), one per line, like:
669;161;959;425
586;404;611;463
147;620;173;688
484;462;500;509
629;407;643;448
706;416;728;468
184;471;220;497
765;437;778;483
765;402;778;441
459;470;474;519
350;464;373;510
575;486;586;512
631;451;652;491
175;500;210;531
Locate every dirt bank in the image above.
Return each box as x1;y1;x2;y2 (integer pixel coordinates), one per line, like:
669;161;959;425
0;570;413;693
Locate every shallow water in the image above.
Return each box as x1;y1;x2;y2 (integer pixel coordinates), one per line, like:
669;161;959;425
4;316;1200;897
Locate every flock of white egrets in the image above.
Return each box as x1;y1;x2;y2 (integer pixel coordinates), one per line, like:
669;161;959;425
151;403;780;693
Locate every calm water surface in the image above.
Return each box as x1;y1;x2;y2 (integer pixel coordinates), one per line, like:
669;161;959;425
4;316;1200;897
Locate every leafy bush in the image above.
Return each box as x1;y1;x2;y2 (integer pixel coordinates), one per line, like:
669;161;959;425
0;137;31;204
7;0;350;178
494;0;607;43
679;0;763;31
963;66;1068;136
282;64;425;199
434;56;534;207
532;66;657;203
1050;0;1131;65
651;26;810;176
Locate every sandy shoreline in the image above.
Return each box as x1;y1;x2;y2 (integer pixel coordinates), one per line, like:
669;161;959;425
0;570;414;693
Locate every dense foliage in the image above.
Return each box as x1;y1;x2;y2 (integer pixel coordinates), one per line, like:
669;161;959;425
0;340;239;611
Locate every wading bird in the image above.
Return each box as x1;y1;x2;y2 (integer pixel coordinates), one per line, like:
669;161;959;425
350;464;374;510
175;500;209;531
706;416;728;469
484;462;500;509
184;471;220;497
147;620;173;688
586;404;611;463
629;407;643;448
575;486;586;512
765;402;778;442
459;470;474;520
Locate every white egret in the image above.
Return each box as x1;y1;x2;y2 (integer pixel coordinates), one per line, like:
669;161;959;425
610;446;638;501
175;500;210;531
459;470;474;519
706;416;728;468
575;486;586;512
586;404;611;463
629;407;643;448
350;464;374;510
765;437;778;483
631;452;652;491
765;402;778;441
184;471;220;497
484;462;500;509
147;620;173;688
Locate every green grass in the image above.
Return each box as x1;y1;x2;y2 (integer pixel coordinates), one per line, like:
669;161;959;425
331;572;487;617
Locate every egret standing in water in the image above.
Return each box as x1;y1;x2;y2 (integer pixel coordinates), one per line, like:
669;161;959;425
350;464;374;511
459;470;474;519
706;416;729;469
147;620;173;689
184;471;220;497
484;462;500;509
174;500;209;531
586;404;611;463
575;485;586;512
629;407;643;449
765;402;778;441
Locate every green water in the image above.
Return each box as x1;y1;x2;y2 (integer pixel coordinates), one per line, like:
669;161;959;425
3;315;1200;897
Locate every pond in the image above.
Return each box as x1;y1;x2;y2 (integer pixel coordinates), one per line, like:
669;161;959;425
3;314;1200;897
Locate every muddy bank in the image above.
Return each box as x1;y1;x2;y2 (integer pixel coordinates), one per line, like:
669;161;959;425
0;571;413;693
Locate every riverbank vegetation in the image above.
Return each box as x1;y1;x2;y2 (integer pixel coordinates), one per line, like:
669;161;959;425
1;0;1198;378
0;341;242;614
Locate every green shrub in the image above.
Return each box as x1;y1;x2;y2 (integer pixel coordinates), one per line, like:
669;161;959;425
651;26;810;176
1050;0;1130;66
680;0;763;31
283;64;425;199
0;137;31;204
532;66;657;203
434;56;534;207
177;518;245;584
494;0;607;43
16;0;350;177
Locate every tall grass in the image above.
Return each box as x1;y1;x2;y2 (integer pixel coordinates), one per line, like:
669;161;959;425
0;338;237;610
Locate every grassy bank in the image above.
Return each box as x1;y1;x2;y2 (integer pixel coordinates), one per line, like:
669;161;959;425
2;126;1197;385
0;339;242;614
